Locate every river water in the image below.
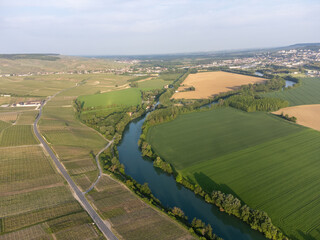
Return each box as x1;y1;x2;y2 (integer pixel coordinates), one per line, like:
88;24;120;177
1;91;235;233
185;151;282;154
117;115;266;240
285;80;296;88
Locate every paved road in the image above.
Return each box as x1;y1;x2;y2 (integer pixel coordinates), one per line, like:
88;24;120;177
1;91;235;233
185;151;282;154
33;99;118;240
84;140;114;194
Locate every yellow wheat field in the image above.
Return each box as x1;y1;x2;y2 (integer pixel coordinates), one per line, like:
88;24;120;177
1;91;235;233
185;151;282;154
273;104;320;131
172;71;266;99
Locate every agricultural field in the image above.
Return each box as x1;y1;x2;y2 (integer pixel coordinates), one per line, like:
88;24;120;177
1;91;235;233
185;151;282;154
0;75;76;97
0;112;18;123
0;120;11;131
0;55;128;74
0;145;103;240
263;77;320;106
39;95;106;191
147;108;303;169
273;104;320;131
147;107;320;239
39;83;199;240
88;175;195;240
0;125;38;146
77;88;142;109
15;111;38;125
136;78;171;90
172;71;266;99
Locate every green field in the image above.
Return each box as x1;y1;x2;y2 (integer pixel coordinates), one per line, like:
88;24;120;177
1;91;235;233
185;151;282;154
147;107;320;239
138;78;171;90
147;108;304;169
16;111;38;125
78;88;142;108
262;77;320;106
0;125;38;146
39;95;106;191
0;120;11;131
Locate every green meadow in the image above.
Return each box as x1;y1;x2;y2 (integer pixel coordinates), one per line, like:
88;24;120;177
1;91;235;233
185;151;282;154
147;107;320;239
262;77;320;106
77;88;142;109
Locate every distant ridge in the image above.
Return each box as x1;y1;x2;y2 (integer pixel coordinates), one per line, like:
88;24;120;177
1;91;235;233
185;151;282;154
85;42;320;60
0;54;60;61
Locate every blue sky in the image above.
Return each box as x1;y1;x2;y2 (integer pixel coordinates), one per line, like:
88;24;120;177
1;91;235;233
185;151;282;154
0;0;319;55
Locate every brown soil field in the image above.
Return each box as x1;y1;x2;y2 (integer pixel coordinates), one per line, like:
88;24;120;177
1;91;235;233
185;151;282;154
172;71;266;99
273;104;320;131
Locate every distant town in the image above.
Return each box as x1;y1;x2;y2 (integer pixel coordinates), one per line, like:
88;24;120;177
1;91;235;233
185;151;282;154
1;47;320;78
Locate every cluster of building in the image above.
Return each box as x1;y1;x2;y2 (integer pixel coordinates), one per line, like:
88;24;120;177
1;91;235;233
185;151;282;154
1;100;42;108
193;48;320;77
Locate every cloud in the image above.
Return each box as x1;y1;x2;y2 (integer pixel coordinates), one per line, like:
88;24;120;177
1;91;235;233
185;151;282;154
1;0;320;54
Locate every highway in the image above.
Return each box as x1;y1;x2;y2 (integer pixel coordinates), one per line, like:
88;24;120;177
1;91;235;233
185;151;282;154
33;99;118;240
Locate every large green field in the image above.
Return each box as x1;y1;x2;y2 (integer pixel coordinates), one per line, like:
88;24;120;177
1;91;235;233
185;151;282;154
78;88;142;108
262;77;320;106
147;107;320;240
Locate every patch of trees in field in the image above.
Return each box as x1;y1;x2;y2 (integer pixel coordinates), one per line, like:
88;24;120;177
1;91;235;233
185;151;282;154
279;112;297;123
223;95;289;112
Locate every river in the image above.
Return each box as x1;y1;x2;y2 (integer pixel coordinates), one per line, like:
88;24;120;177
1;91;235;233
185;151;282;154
117;114;266;240
284;80;296;88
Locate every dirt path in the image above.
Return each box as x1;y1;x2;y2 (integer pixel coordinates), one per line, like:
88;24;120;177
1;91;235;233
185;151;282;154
83;139;114;194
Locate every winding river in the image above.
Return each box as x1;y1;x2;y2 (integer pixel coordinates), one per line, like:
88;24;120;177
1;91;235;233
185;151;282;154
117;114;266;240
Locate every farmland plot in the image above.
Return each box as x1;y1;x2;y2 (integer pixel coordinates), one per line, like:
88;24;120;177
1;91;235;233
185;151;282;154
147;107;320;239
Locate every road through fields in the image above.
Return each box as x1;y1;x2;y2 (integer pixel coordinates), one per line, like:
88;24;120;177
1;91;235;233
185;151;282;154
33;95;118;240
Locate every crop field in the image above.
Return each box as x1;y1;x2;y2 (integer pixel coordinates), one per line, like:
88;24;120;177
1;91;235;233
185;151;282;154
0;146;60;192
77;88;142;109
0;112;18;123
263;77;320;106
0;55;128;75
147;108;303;169
273;104;320;131
3;202;82;232
172;71;266;99
0;120;10;131
137;78;172;90
88;175;194;240
0;224;50;240
0;75;76;97
39;95;106;191
15;111;38;125
147;107;320;239
0;125;38;146
0;143;101;239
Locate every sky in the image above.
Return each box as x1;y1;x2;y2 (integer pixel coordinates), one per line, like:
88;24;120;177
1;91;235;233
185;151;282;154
0;0;320;55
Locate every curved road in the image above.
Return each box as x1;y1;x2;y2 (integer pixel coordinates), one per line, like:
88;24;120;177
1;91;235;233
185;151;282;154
33;99;118;240
84;140;113;194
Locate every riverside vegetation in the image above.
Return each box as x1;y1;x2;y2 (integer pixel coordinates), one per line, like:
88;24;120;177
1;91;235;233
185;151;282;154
137;72;303;240
77;69;301;240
